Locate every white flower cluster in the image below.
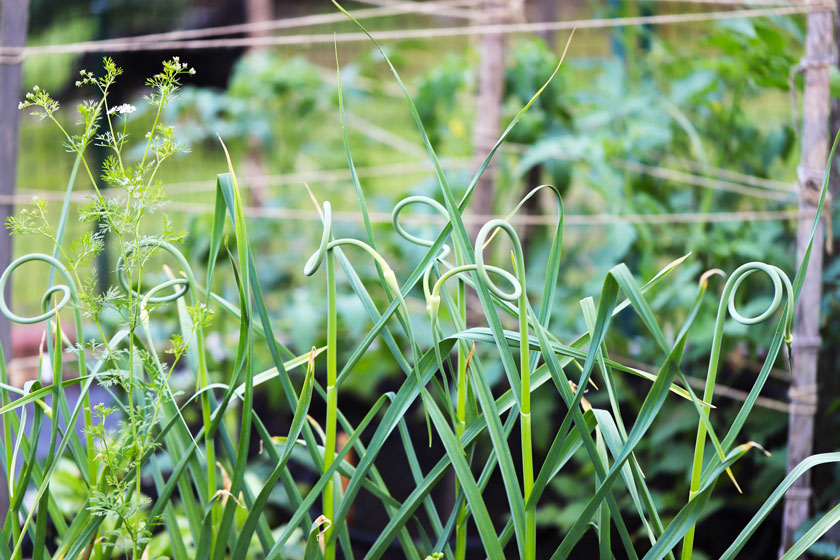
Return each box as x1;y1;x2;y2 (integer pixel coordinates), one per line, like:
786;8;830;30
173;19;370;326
108;103;136;115
19;85;41;108
18;85;59;116
170;56;197;75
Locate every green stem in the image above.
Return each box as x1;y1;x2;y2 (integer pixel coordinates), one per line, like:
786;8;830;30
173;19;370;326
681;263;793;560
0;346;20;558
141;95;165;168
393;195;472;557
474;218;533;559
514;263;534;560
520;285;534;560
308;202;421;555
455;261;468;560
324;252;338;560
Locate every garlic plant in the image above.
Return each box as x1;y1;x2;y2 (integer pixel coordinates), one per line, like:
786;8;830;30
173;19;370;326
0;4;838;559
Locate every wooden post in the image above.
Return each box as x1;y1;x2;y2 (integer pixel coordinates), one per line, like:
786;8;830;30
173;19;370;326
780;6;833;554
814;0;840;515
0;0;28;360
243;0;272;206
469;0;510;240
0;0;30;528
534;0;555;47
246;0;272;42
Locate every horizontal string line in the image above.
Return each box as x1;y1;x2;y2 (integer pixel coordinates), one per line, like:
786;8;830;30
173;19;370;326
0;0;480;55
0;5;829;60
158;204;812;226
8;154;799;203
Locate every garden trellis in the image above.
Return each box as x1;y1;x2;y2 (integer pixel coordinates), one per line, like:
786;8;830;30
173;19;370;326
0;155;801;205
0;153;813;230
0;0;837;556
0;3;828;60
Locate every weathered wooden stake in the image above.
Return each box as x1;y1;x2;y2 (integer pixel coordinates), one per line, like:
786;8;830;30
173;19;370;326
534;0;556;47
0;0;30;528
246;0;272;40
0;0;28;361
780;6;833;554
469;0;511;240
243;0;273;207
